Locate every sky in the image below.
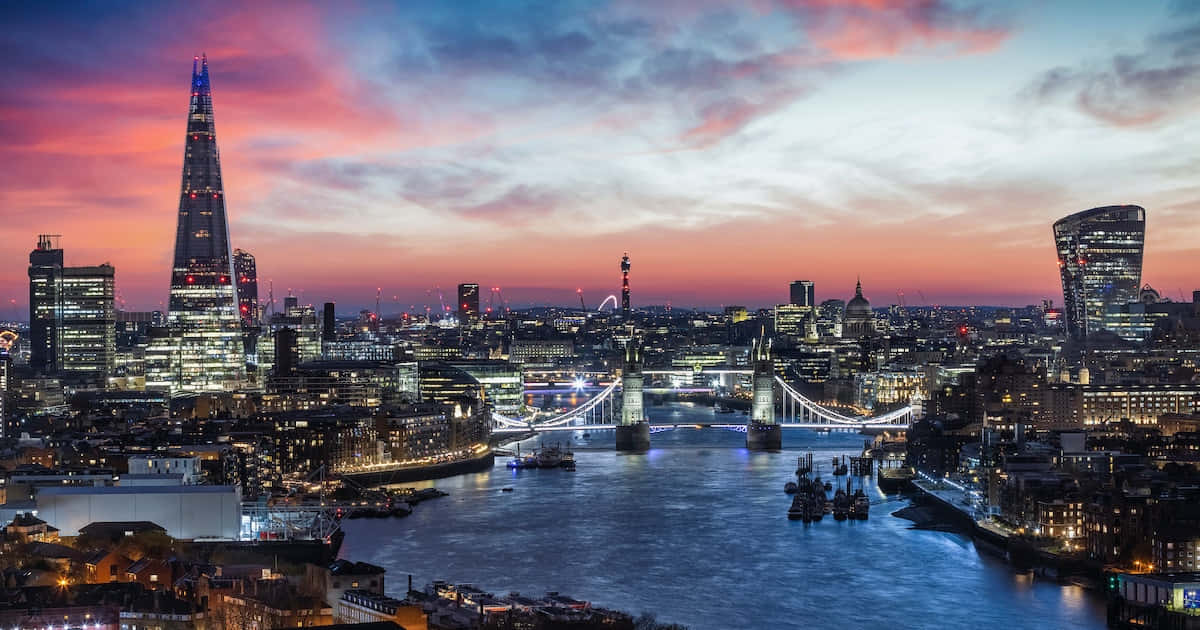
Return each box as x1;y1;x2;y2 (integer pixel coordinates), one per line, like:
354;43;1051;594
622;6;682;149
2;0;1199;315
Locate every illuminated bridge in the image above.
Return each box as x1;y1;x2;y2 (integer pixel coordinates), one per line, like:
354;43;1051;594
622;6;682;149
496;349;912;443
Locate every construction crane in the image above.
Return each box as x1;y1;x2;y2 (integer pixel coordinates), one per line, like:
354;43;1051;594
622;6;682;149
577;288;587;311
488;287;508;317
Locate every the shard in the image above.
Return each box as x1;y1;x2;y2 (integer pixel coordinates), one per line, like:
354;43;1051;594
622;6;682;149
166;55;245;391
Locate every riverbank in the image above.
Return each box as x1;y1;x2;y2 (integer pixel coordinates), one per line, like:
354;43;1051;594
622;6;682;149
340;411;1105;629
890;504;962;533
339;451;495;486
907;479;1103;583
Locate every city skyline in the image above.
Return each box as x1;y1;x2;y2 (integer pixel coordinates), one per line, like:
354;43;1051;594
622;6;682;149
5;1;1200;313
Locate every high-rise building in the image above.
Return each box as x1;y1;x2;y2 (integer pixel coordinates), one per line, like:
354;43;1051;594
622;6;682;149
28;234;64;373
274;327;299;377
789;280;815;307
0;353;10;440
323;302;336;342
1053;205;1146;340
27;235;115;384
774;304;811;341
60;264;115;382
457;284;479;322
166;55;245;392
234;249;258;327
620;253;631;316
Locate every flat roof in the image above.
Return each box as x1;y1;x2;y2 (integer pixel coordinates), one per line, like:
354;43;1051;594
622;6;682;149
1123;572;1200;585
38;485;237;496
1053;204;1145;228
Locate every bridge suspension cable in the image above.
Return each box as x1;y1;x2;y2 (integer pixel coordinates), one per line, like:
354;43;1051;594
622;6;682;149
775;376;911;426
493;380;620;429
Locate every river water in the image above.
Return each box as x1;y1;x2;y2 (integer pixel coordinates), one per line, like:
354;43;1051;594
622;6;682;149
339;403;1105;629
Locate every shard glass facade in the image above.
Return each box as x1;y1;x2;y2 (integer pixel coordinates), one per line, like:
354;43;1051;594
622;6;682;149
1053;205;1146;340
166;56;245;391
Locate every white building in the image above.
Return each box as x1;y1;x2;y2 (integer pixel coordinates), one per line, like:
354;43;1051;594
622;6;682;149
127;454;202;484
35;485;240;539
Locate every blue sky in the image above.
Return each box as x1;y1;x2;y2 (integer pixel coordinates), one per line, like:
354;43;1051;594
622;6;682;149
2;0;1198;313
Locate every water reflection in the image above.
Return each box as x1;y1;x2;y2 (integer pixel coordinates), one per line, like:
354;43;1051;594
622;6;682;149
344;404;1105;630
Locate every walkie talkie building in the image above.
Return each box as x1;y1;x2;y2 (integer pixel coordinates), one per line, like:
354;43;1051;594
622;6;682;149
1053;205;1146;340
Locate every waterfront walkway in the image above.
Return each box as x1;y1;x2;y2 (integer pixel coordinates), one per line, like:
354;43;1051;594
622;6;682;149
911;473;1019;539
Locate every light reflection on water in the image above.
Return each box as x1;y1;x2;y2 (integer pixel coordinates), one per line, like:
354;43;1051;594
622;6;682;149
341;404;1105;630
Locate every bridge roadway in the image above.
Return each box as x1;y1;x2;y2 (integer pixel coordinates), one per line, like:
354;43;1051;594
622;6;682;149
493;421;906;434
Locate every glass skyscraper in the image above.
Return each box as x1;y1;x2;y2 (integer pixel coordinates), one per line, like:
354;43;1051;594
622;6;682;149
27;235;115;385
166;55;245;392
234;248;258;327
457;283;479;321
28;234;64;373
789;280;815;307
1053;205;1146;340
60;264;115;381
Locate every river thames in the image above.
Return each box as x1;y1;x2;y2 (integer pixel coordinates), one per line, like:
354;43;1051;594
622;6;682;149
339;403;1105;629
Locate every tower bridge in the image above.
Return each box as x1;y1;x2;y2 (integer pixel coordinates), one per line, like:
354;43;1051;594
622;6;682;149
497;339;912;448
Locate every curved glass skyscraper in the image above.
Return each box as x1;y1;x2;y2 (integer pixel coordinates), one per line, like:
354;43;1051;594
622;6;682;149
1053;205;1146;340
166;55;245;391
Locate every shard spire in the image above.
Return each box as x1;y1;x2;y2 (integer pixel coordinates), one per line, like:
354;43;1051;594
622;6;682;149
166;55;244;392
173;54;230;265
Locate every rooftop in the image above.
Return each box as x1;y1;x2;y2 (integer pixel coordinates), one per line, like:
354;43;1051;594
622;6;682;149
1123;572;1200;585
38;485;238;496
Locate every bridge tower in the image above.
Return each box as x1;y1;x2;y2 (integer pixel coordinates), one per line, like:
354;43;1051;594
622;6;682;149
747;336;782;450
616;341;650;451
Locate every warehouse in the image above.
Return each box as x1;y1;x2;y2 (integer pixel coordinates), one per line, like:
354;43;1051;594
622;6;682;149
35;485;241;540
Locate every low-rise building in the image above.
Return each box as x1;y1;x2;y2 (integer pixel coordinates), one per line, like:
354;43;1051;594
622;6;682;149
36;485;241;539
336;589;427;629
127;454;203;484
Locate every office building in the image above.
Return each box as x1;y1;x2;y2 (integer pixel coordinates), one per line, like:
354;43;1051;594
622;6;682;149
442;359;523;414
27;235;115;384
0;354;8;439
1053;205;1146;340
274;327;299;377
457;283;479;322
60;264;115;382
621;252;631;316
234;248;258;327
116;310;164;350
789;280;815;307
774;304;811;341
323;302;336;342
28;234;64;373
166;55;245;392
817;299;845;338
